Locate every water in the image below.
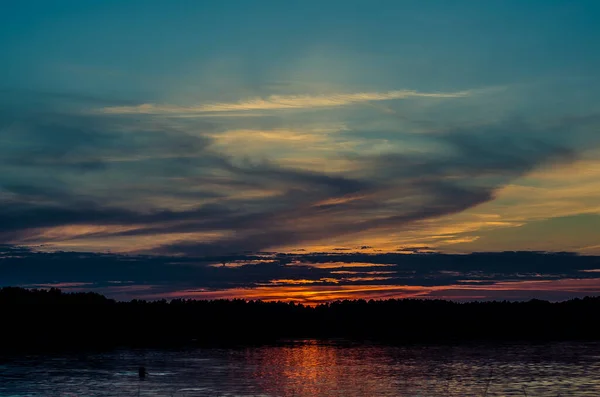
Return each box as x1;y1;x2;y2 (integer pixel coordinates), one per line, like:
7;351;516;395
2;341;600;396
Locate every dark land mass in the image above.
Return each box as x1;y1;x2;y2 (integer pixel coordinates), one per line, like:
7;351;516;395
2;287;600;353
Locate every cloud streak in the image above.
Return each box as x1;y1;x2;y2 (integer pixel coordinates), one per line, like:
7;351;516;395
100;89;470;115
2;88;600;258
3;246;600;303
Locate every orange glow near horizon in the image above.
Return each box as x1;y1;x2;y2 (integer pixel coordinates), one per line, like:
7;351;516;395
154;284;430;305
150;278;600;305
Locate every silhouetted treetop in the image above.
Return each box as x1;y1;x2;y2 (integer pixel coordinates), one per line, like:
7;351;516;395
2;287;600;353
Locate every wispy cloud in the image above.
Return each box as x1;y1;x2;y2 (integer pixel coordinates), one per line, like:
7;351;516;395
4;246;600;303
3;88;600;256
100;89;470;115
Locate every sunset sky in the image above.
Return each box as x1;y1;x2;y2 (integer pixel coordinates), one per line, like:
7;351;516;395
2;1;600;302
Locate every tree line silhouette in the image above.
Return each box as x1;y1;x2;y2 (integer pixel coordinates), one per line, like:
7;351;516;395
2;287;600;353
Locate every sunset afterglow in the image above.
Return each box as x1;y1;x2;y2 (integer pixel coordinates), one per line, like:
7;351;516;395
2;1;600;303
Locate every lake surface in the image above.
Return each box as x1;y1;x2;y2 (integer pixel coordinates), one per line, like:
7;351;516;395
2;341;600;396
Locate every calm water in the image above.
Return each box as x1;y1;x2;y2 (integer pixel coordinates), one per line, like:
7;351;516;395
2;341;600;396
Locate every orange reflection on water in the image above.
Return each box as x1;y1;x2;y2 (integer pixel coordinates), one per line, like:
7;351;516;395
235;341;600;397
246;340;400;397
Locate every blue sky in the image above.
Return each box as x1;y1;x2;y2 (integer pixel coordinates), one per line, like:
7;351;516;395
4;1;599;96
2;1;600;300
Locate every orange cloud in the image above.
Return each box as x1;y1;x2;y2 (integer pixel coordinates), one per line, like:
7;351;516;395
153;278;600;305
289;262;395;269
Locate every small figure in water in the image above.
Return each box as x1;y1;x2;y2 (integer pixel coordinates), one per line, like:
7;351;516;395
138;366;148;379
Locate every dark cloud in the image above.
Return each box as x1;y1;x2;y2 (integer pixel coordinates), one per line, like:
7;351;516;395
1;90;599;257
160;116;596;255
2;246;600;301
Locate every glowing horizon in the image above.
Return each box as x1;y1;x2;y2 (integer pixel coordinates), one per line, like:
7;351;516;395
2;1;600;302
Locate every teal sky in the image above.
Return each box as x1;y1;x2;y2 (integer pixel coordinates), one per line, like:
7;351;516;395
2;1;600;301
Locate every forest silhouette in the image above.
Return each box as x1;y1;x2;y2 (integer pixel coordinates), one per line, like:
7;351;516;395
2;287;600;353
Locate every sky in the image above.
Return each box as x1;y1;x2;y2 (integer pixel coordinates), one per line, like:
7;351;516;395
2;1;600;302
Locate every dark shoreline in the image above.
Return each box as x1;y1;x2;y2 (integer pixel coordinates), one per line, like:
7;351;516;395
3;287;600;354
